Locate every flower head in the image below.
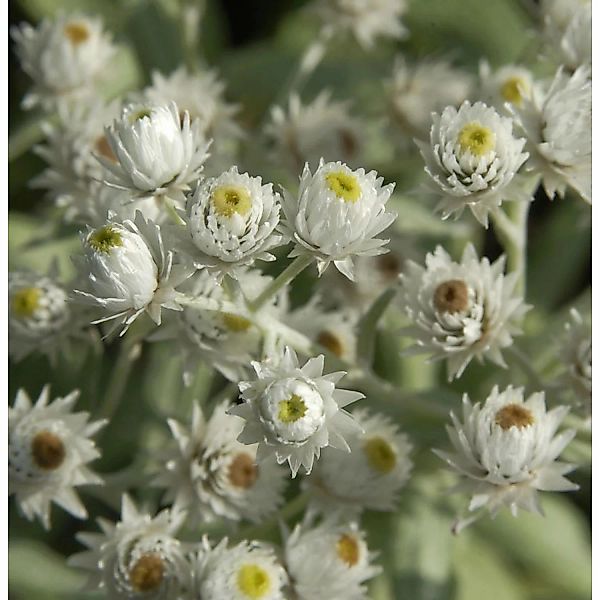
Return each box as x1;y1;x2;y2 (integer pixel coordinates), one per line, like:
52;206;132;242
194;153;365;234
399;244;529;380
434;386;578;525
154;401;287;524
478;62;537;112
280;160;396;280
11;13;116;110
73;212;193;334
229;346;364;477
417;100;529;227
70;495;192;599
100;102;210;202
509;66;591;203
182;166;282;278
194;538;287;600
306;408;412;514
9;386;105;529
283;518;381;600
266;92;363;173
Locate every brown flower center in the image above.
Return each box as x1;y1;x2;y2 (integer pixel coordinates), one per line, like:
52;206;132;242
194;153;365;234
64;22;91;45
129;553;165;593
376;253;402;279
494;403;534;430
94;135;117;163
336;534;360;566
228;453;258;489
433;279;469;314
31;431;65;470
317;330;344;357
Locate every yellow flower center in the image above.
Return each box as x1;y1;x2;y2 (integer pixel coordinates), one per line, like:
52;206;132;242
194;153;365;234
336;534;360;567
433;279;469;314
363;436;396;474
228;453;259;489
222;313;252;333
278;394;307;424
457;122;495;156
31;430;65;470
89;226;123;253
64;22;90;45
129;553;165;593
12;287;41;318
325;170;361;203
129;108;153;123
212;185;252;218
317;330;344;358
500;76;528;105
237;564;271;599
494;403;534;430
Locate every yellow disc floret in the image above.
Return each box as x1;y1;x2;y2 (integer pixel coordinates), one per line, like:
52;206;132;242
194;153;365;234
457;122;496;157
336;534;360;567
64;22;90;45
363;436;396;474
129;553;165;593
500;77;528;105
212;185;252;218
237;564;271;599
89;226;123;253
278;394;308;424
325;170;361;203
12;287;42;318
222;313;252;332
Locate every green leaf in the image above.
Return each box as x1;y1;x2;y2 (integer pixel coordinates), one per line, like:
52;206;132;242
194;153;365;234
357;287;398;367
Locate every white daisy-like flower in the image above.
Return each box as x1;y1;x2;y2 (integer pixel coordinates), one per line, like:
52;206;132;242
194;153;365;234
560;308;591;413
182;166;283;278
100;102;210;203
478;62;537;113
283;518;381;600
265;92;363;173
434;385;578;525
387;57;473;141
140;67;242;171
9;386;105;529
194;538;288;600
70;495;193;599
305;408;412;514
229;346;364;477
9;269;82;362
151;268;285;383
313;0;408;49
280;159;396;280
509;66;591;203
73;212;193;334
399;243;530;381
11;13;116;110
416;100;529;227
154;401;287;524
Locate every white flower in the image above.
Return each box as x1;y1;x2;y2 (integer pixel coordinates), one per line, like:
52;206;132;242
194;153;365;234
194;538;288;600
559;308;591;413
100;102;210;202
140;67;242;171
478;62;537;113
70;495;193;599
229;346;364;477
265;92;363;173
417;100;529;227
313;0;408;49
183;166;283;277
509;66;591;203
305;408;412;514
434;386;578;525
154;401;287;524
399;244;530;381
387;57;473;141
283;518;381;600
73;212;193;333
280;160;396;280
11;13;116;110
9;270;77;362
9;386;105;529
151;268;286;382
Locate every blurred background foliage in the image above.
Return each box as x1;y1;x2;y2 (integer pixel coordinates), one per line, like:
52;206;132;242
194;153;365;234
9;0;591;599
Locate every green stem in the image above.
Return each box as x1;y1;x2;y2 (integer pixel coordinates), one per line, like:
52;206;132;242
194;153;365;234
249;255;314;312
9;112;56;162
506;345;546;390
179;0;205;72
